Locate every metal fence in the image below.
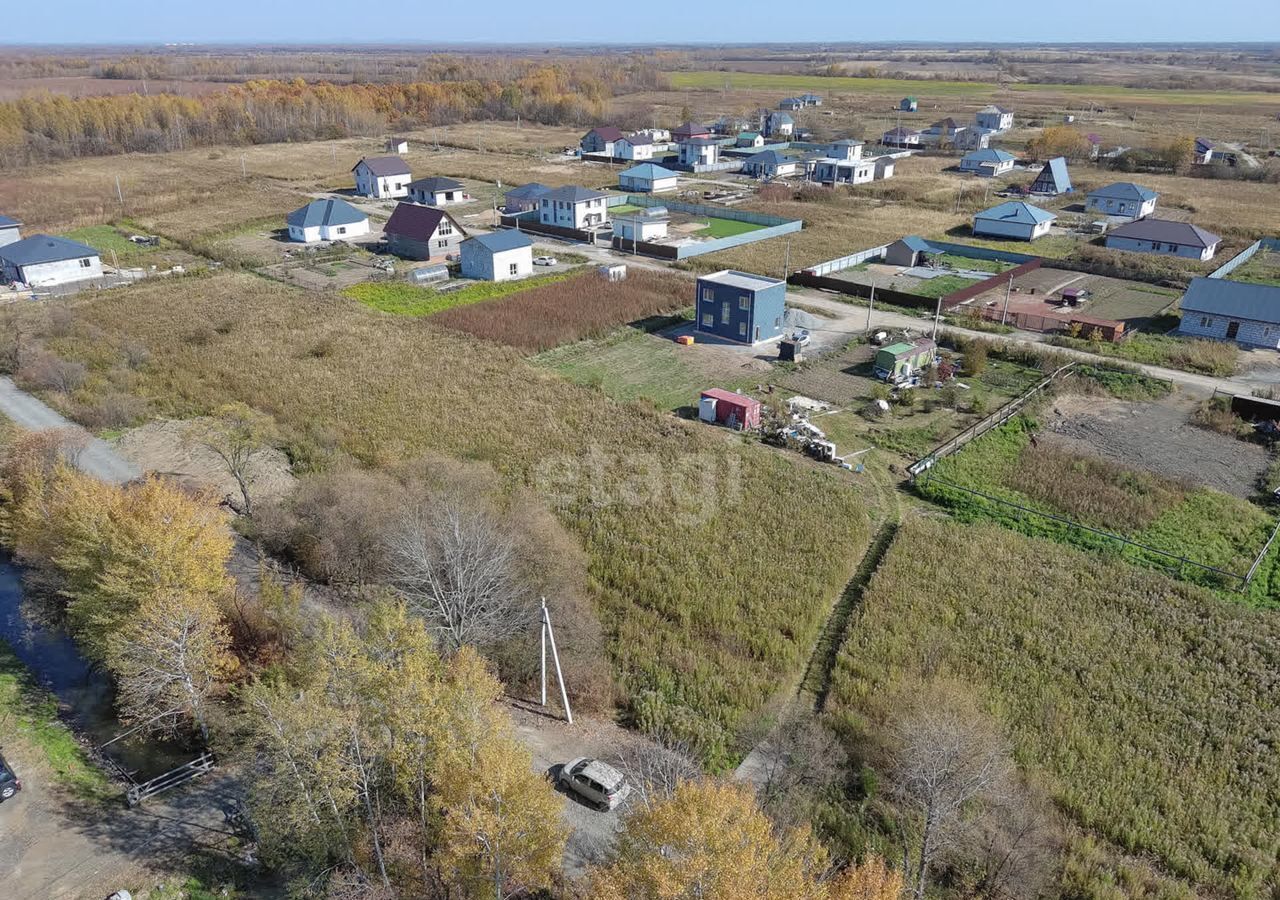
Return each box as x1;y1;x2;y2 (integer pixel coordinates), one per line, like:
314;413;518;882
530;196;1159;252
1209;236;1280;280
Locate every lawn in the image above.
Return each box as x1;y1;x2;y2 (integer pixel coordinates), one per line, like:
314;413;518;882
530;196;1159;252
916;415;1280;600
1229;249;1280;288
907;273;982;299
61;224;152;260
343;270;579;317
827;517;1280;898
694;217;766;238
10;272;870;769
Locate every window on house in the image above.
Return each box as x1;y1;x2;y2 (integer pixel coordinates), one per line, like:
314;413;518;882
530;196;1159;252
702;289;714;303
1200;316;1211;328
738;322;748;337
701;313;713;327
79;258;91;268
438;221;452;235
738;296;749;311
337;226;346;235
438;239;448;248
721;302;730;324
509;262;519;276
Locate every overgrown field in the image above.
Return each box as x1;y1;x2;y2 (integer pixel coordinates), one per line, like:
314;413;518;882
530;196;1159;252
431;268;691;352
5;273;870;767
1051;332;1239;376
917;416;1280;601
827;517;1280;898
343;270;579;317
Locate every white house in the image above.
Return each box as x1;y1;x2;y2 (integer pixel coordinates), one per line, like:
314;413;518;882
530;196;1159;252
613;207;669;243
1086;182;1159;219
614;134;655;161
741;150;800;179
538;186;610;229
286;199;370;243
408;176;467;206
959;148;1016;177
352;156;411;199
920;118;966;146
619;164;679;193
386;137;409;154
677;138;721;167
1104;219;1221;261
881;127;920;148
459;230;534;282
736;131;765;149
581;126;623;155
810;156;878;186
956;128;997;151
975;105;1014;132
972;201;1057;241
0;215;20;248
765;111;794;138
0;235;102;287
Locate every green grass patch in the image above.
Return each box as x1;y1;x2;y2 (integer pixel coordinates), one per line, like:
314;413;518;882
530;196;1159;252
908;274;982;299
0;641;115;802
933;253;1015;274
694;217;766;238
610;204;643;215
62;224;157;263
344;270;580;317
827;516;1280;898
916;416;1280;600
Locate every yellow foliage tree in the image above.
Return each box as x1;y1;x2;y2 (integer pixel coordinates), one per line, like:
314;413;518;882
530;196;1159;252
826;855;905;900
589;779;831;900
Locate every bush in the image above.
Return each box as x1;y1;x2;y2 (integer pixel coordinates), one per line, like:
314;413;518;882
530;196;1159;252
16;348;86;394
74;392;149;431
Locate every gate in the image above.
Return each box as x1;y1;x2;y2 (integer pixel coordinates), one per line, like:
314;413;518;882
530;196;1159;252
125;752;216;807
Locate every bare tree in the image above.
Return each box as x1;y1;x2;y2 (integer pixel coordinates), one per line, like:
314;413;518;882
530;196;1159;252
754;709;846;826
613;730;700;809
382;499;534;651
184;402;278;516
887;683;1014;900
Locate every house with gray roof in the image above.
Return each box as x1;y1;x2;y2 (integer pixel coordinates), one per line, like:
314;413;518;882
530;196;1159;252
799;93;823;107
286;199;370;243
0;235;102;287
1086;182;1158;219
920;118;967;146
538;186;610;229
1029;157;1072;195
460;230;534;282
503;183;551;214
959;148;1016;177
884;236;942;268
677;137;721;168
972;201;1057;241
383;202;467;260
619;163;679;193
352;156;411;199
408;176;466;206
1104;219;1221;261
779;97;805;111
0;215;20;248
614;133;655;161
764;111;794;138
1179;278;1280;347
975;105;1014;132
741;150;801;180
881;126;921;148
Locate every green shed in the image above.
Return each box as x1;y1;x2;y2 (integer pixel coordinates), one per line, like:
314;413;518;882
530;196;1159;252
874;338;937;384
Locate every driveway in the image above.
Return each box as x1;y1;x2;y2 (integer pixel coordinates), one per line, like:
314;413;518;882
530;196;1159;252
0;378;141;484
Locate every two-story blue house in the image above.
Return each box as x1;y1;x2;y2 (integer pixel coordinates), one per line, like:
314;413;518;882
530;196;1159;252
694;270;787;344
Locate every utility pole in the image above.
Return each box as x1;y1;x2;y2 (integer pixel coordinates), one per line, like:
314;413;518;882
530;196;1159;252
241;155;247;178
782;238;791;281
866;277;876;333
1001;275;1014;326
932;292;943;341
539;598;572;724
115;176;125;208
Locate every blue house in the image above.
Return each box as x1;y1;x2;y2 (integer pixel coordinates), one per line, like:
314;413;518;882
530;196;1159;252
959;148;1016;177
1029;157;1072;195
695;270;787;344
973;201;1057;241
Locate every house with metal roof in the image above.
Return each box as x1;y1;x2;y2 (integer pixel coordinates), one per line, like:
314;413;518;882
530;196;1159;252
800;93;823;107
677;137;722;168
920;118;967;146
741;150;801;180
884;236;942;268
352;156;411;199
1104;219;1221;261
503;183;551;214
737;131;765;149
672;122;711;141
959;148;1016;177
764;111;794;138
973;201;1057;241
538;186;610;229
459;230;534;282
383;203;467;261
613;206;670;243
614;133;655;161
581;126;624;154
975;105;1014;132
1085;182;1159;219
695;270;788;344
408;176;466;207
0;235;102;287
779;97;805;111
1029;157;1073;195
881;126;921;148
0;215;21;249
286;199;370;243
956;127;998;152
1179;278;1280;347
619;163;679;193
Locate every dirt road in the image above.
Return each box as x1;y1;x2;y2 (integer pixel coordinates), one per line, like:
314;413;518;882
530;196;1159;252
0;377;141;484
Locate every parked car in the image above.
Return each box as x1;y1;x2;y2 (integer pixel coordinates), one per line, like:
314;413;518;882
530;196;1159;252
0;751;22;802
791;329;811;347
558;757;630;811
533;256;558;267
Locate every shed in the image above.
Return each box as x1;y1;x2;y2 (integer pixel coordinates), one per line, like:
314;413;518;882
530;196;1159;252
695;270;787;344
0;234;102;287
600;264;627;282
698;388;762;431
619;163;679;193
1029;157;1072;195
0;215;21;248
286;199;370;243
1065;314;1125;343
613;207;669;243
459;230;533;282
386;137;409;154
900;97;918;112
874;338;937;384
973;201;1056;241
885;236;941;268
503;182;551;213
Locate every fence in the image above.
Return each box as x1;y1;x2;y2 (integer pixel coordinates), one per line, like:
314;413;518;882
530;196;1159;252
801;244;890;277
125;751;216;807
940;258;1044;309
1209;237;1279;280
620;194;803;260
787;271;937;310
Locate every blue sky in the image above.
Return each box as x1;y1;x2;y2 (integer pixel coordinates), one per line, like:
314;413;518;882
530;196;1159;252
5;0;1276;44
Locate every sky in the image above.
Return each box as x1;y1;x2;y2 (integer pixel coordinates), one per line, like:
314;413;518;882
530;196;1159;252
4;0;1278;45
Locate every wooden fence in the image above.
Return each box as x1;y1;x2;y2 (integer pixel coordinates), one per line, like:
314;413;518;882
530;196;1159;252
125;752;215;807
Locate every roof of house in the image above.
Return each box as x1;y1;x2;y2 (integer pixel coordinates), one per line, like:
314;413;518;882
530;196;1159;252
465;230;533;254
738;131;762;140
701;388;760;407
286;198;368;229
352;156;411;177
894;236;940;253
673;122;710;137
1033;157;1073;193
0;234;98;266
780;98;804;107
542;185;609;203
975;201;1057;226
902;96;917;102
1179;278;1280;323
963;148;1016;164
1107;218;1220;249
745;150;794;167
383;203;458;241
881;337;938;358
505;182;551;200
619;133;653;147
930;118;962;130
408;176;465;193
621;163;678;180
615;206;669;221
1088;181;1158;202
883;126;920;138
977;105;1010;115
800;93;822;101
0;215;20;227
699;269;785;291
770;112;794;124
681;137;721;146
585;126;624;142
1195;137;1214;153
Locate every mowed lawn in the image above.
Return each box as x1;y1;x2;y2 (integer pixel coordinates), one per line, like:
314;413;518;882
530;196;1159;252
343;270;579;317
695;217;766;238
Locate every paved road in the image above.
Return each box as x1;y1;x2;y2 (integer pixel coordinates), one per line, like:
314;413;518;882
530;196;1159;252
0;377;141;484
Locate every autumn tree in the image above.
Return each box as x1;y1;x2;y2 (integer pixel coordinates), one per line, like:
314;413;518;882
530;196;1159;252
589;780;831;900
185;402;279;517
826;855;905;900
1026;125;1093;161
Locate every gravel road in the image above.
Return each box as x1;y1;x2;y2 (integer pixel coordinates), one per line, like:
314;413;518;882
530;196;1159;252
0;377;141;484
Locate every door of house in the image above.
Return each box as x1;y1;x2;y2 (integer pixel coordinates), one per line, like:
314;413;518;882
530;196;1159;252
1226;321;1240;340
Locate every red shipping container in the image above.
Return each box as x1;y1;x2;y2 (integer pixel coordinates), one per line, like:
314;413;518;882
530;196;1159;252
699;388;762;430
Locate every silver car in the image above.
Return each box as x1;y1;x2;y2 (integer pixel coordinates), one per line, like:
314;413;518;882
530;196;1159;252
559;757;631;811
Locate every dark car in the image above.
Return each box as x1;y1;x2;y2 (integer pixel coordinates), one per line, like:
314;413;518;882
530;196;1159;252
0;751;21;802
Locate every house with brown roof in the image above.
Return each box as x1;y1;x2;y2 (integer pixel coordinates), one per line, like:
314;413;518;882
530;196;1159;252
383;203;467;260
581;126;624;155
352;156;411;199
1104;219;1221;261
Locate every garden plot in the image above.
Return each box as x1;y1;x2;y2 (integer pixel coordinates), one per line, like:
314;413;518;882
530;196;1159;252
823;260;992;300
954;268;1179;329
